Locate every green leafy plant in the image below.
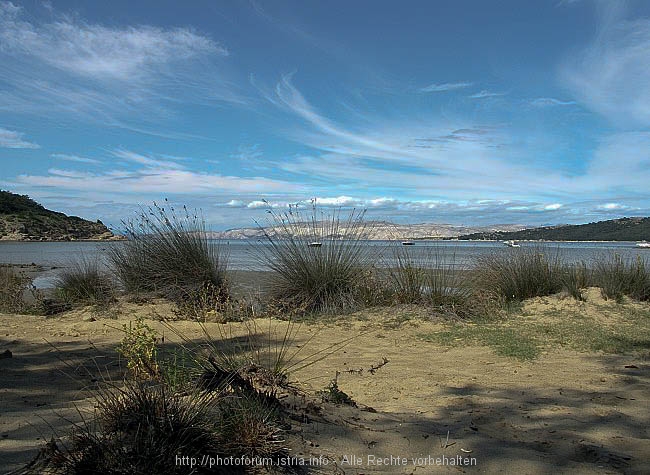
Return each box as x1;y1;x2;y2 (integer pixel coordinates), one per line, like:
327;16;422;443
117;316;159;378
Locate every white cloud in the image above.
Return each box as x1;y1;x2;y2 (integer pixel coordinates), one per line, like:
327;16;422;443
530;97;576;107
231;144;263;162
247;200;270;209
0;1;244;126
598;203;626;210
419;81;473;93
13;148;302;197
112;149;186;170
0;127;39;148
16;168;299;195
543;203;563;210
561;4;650;127
469;90;506;99
51;153;100;164
0;2;225;81
314;196;356;206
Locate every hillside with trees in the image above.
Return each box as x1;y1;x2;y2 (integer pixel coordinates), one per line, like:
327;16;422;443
457;217;650;241
0;190;117;241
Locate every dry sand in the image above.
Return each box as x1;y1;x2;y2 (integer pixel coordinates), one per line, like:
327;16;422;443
0;294;648;474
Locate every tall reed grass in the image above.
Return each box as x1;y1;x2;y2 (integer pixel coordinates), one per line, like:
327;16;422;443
254;202;376;313
108;202;229;306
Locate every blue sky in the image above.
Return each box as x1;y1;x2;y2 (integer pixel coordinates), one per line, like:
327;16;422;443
1;0;649;230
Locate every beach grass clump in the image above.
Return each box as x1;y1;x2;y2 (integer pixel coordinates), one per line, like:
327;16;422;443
54;257;116;307
593;254;650;302
217;391;285;458
0;266;32;313
255;202;376;313
473;247;564;302
108;202;229;311
560;261;592;301
36;382;224;475
388;245;474;316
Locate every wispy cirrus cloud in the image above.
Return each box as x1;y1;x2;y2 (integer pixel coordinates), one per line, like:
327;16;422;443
561;2;650;127
260;74;650;210
0;127;39;148
111;149;187;170
0;1;244;128
12;147;302;198
0;3;226;81
530;97;577;107
419;81;473;93
51;153;100;164
469;90;507;99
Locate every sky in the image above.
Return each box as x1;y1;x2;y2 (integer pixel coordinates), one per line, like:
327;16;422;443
1;0;649;230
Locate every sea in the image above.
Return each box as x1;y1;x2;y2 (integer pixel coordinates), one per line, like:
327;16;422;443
0;240;647;289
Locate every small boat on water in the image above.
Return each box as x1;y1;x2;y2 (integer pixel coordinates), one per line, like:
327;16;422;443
503;240;520;248
308;242;322;247
636;242;650;248
402;241;415;246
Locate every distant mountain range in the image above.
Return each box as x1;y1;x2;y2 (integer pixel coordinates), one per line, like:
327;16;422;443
213;221;529;240
0;190;118;241
457;217;650;241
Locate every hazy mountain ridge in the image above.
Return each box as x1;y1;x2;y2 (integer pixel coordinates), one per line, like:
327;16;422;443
212;222;529;240
0;190;119;241
457;217;650;241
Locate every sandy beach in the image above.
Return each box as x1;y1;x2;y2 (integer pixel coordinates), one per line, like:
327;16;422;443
1;289;648;474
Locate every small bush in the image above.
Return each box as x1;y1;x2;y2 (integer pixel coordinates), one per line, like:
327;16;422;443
108;202;229;308
593;254;650;302
473;247;564;302
255;202;376;313
55;258;115;307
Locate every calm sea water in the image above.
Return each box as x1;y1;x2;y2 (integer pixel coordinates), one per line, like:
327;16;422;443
0;240;647;288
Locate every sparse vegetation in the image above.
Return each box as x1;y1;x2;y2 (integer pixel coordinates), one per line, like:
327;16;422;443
318;372;357;406
255;202;376;313
421;305;650;361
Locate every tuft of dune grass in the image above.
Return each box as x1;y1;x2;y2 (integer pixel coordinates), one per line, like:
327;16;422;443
108;202;229;307
254;202;377;314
